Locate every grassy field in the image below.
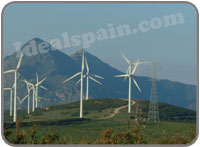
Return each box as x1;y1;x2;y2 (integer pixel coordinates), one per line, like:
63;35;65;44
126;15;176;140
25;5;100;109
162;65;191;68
5;119;196;144
4;98;197;144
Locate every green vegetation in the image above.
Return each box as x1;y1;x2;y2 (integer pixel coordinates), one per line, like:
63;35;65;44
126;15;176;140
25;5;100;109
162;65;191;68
4;99;196;144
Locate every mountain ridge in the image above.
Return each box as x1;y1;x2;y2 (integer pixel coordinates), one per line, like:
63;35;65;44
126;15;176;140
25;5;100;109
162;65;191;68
3;38;196;110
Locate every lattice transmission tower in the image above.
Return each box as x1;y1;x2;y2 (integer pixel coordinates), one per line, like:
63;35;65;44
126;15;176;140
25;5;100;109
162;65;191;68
148;63;160;122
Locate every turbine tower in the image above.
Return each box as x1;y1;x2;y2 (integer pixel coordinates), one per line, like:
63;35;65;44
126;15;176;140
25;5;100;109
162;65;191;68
32;84;35;112
63;49;85;118
3;49;24;122
115;54;149;113
148;63;160;122
3;88;13;116
35;73;47;108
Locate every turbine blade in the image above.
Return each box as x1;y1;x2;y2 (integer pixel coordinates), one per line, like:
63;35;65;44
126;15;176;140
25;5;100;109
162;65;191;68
126;65;131;74
40;85;48;90
93;74;104;79
22;79;33;87
3;70;16;74
76;74;86;85
85;57;89;72
38;96;49;100
63;72;81;83
121;54;131;65
139;61;149;64
17;72;20;79
22;79;28;84
3;88;11;91
12;83;16;88
133;61;150;65
75;78;81;85
132;59;139;74
17;96;21;102
20;95;28;104
114;74;128;78
16;51;24;70
133;79;141;92
89;76;102;85
36;77;47;86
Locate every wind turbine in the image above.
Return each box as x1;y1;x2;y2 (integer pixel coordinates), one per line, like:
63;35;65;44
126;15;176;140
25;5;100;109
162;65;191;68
35;73;47;108
21;79;35;112
3;49;24;122
4;82;20;116
22;76;47;112
21;79;34;114
63;49;85;118
115;54;148;113
80;57;103;100
25;74;47;112
3;88;13;116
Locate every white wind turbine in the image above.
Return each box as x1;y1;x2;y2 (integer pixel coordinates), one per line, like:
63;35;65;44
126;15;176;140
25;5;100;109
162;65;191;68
20;75;47;113
63;49;85;118
115;54;148;113
3;50;24;122
3;88;13;116
82;57;103;100
35;73;48;108
23;79;35;112
21;78;35;112
21;79;34;114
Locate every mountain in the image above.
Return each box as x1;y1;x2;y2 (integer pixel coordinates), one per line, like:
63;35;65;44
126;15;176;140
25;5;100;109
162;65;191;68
3;38;81;107
3;38;196;110
71;49;196;110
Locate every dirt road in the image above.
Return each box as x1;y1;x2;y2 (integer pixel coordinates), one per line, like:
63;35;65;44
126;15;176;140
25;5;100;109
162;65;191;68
99;99;136;120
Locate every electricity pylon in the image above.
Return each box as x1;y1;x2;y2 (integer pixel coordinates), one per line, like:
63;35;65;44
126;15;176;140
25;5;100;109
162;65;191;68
148;63;160;122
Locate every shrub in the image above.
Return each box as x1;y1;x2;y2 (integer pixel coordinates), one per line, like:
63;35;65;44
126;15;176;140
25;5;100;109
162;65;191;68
41;132;59;144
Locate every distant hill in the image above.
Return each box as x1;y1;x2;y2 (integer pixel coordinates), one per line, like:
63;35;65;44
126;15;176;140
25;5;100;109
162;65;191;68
4;99;196;124
3;38;196;110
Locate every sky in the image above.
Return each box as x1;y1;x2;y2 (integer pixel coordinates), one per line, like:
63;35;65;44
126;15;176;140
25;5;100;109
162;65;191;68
3;2;197;85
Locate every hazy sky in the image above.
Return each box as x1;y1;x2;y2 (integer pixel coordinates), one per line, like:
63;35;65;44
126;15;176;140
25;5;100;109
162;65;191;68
3;3;197;85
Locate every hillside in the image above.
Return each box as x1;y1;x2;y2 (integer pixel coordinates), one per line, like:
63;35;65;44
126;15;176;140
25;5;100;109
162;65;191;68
4;99;196;144
4;99;196;124
3;38;196;110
